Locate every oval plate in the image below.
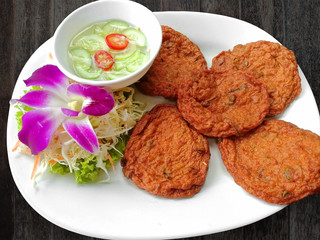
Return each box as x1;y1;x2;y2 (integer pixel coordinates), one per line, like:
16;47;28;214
7;12;320;240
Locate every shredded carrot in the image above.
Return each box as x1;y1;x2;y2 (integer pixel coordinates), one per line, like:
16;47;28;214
106;153;116;173
49;52;54;61
12;140;21;152
54;154;73;161
20;149;32;155
55;126;65;133
31;154;41;180
48;160;56;164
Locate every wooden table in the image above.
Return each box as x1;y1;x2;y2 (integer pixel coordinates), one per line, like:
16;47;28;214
1;0;319;239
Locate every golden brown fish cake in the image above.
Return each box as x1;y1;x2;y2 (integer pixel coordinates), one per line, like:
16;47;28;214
219;119;320;205
211;41;301;116
137;25;207;99
121;104;210;198
177;69;270;137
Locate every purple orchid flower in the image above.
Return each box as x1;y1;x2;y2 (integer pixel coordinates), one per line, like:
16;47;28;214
10;65;114;155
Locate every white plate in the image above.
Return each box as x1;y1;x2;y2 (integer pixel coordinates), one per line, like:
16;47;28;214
7;12;320;240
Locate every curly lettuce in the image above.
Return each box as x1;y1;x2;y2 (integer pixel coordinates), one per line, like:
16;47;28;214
75;155;99;184
49;162;70;175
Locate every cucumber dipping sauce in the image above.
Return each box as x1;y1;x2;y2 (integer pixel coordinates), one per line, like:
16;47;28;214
68;20;150;81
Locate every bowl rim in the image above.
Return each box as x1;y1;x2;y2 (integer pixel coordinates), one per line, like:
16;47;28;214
52;0;162;87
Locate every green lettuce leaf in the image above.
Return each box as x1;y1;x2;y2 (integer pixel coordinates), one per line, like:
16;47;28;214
49;162;70;175
106;134;129;166
75;155;99;184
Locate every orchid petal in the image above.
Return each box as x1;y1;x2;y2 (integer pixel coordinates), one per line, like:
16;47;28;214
67;84;114;116
24;65;69;96
61;108;80;117
18;109;65;155
62;117;99;155
10;90;68;109
102;86;114;97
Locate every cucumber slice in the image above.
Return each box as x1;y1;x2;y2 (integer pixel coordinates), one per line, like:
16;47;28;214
93;24;104;36
113;61;126;71
122;28;147;47
126;49;141;62
110;43;137;60
126;61;142;73
72;34;107;52
69;48;92;68
126;52;149;73
102;71;128;80
113;50;141;71
103;20;130;35
73;63;102;79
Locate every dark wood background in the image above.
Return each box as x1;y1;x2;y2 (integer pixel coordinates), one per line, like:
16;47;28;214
1;0;319;239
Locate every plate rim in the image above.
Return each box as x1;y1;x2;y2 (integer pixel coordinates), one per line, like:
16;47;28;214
7;11;319;240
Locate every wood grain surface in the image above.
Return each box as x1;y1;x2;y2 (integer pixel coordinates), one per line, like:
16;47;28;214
1;0;319;239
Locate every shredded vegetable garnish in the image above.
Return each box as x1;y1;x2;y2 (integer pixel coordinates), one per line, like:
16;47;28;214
14;86;146;184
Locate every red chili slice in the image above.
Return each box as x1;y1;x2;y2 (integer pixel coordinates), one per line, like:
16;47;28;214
94;50;114;71
106;33;129;50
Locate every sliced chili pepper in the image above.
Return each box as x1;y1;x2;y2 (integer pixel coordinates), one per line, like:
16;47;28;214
94;50;114;71
106;33;129;50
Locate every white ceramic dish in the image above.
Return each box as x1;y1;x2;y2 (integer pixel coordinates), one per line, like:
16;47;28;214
53;0;162;89
7;12;320;240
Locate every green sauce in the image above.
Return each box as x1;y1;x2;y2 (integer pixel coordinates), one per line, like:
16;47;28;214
68;20;149;81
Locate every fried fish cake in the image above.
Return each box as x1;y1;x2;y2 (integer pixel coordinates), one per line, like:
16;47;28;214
177;69;270;137
121;104;210;198
219;119;320;205
137;25;207;99
211;41;301;116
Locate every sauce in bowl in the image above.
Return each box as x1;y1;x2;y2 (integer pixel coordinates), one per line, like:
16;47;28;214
68;20;150;81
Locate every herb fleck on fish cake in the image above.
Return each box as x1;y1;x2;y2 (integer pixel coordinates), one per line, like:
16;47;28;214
177;69;270;137
211;41;301;116
121;104;210;198
219;119;320;205
137;25;207;99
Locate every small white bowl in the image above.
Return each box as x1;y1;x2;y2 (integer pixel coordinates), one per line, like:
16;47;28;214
53;0;162;89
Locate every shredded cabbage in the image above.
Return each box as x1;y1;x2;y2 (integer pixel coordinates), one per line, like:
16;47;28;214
15;86;146;184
